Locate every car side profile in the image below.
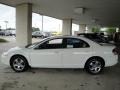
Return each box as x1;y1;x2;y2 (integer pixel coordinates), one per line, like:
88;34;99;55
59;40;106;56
77;33;109;43
1;36;118;74
32;31;44;38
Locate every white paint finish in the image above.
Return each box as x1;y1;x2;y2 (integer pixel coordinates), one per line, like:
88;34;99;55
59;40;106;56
1;36;118;69
16;3;32;46
92;46;118;66
29;49;62;67
62;48;92;68
1;47;31;65
62;19;72;35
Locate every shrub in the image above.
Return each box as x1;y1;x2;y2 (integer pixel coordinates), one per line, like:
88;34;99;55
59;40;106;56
0;38;8;43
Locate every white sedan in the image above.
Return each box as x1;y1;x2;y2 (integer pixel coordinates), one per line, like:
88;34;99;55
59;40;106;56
1;36;118;74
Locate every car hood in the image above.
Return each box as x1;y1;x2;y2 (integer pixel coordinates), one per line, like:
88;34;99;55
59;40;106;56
6;46;25;54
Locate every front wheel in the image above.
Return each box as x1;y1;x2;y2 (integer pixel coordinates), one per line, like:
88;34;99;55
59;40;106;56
10;56;29;72
85;58;104;75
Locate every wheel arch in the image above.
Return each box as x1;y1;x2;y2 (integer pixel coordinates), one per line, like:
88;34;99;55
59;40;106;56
84;56;105;68
10;54;29;66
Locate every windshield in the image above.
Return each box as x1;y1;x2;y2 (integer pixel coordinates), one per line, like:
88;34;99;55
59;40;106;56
25;38;49;49
25;42;40;49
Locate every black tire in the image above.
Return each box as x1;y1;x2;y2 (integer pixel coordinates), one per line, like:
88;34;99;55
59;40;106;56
85;57;104;75
10;55;29;72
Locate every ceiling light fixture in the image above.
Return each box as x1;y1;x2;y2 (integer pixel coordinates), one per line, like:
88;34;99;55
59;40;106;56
74;7;85;14
91;18;98;23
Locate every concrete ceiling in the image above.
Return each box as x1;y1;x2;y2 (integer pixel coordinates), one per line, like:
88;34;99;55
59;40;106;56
0;0;120;27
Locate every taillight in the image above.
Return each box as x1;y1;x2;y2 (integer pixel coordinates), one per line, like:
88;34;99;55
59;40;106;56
112;48;118;55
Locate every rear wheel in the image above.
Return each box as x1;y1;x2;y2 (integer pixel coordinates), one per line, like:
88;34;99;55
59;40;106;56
85;57;104;75
10;56;29;72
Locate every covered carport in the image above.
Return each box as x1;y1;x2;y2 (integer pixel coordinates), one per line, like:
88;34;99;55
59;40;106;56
0;0;120;46
0;1;120;90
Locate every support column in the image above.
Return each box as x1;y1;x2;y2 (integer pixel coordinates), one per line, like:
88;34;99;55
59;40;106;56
62;19;72;35
79;24;86;33
86;25;93;33
117;27;120;32
16;3;32;47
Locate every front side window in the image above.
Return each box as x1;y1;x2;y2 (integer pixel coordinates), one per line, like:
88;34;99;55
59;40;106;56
37;38;65;49
66;38;89;48
48;39;63;44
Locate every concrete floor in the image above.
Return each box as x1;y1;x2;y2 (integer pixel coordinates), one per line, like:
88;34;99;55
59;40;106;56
0;36;120;90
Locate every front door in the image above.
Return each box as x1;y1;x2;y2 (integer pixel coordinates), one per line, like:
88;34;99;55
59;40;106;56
29;38;65;68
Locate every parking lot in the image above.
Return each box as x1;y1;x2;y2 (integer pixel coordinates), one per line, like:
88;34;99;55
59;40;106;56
0;36;120;90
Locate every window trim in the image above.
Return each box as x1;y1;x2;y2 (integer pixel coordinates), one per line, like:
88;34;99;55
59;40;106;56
34;37;90;50
34;38;66;50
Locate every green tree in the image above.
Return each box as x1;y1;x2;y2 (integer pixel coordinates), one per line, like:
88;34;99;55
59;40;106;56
106;27;116;34
92;27;100;33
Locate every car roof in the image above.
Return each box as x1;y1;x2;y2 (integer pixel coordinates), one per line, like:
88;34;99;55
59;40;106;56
46;35;92;42
47;35;88;39
46;35;100;47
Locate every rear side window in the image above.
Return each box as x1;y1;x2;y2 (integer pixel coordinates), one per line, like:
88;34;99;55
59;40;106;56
66;38;90;48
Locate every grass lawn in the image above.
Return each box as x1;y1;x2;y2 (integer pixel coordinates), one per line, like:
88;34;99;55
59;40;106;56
0;38;8;43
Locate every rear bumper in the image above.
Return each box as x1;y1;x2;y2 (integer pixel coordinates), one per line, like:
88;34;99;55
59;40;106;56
105;55;118;67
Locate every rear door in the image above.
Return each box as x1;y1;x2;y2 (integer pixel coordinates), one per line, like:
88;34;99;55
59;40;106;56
62;38;92;68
